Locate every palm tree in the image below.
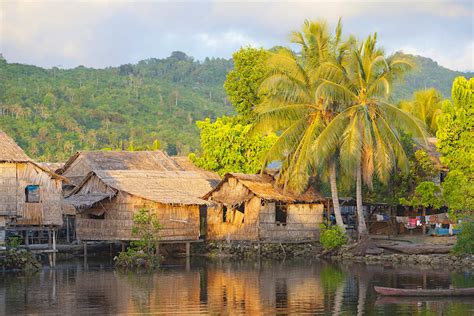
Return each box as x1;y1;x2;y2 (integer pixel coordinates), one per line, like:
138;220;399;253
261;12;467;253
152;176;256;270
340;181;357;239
399;88;443;134
252;19;353;232
314;33;429;239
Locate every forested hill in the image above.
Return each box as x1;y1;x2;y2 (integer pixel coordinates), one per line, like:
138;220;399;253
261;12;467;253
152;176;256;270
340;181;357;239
0;52;471;161
392;53;474;100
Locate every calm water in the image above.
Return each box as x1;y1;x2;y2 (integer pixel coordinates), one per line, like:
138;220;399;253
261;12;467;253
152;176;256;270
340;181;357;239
1;257;473;315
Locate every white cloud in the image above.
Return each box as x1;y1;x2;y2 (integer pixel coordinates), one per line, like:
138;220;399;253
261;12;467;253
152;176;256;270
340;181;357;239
0;0;472;70
195;31;261;48
400;41;474;71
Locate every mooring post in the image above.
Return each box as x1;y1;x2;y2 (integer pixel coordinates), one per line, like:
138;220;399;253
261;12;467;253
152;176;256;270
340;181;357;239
52;228;57;268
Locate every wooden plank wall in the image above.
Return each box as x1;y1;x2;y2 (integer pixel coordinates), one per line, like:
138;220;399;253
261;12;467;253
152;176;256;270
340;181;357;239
0;162;63;226
76;192;200;241
259;203;323;241
206;196;260;241
0;163;18;216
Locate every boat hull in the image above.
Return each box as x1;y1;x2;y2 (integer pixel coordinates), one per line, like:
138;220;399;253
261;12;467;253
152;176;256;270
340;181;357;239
374;286;474;297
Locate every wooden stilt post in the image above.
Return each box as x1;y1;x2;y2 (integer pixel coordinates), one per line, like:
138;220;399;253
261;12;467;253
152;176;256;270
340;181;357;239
121;241;125;252
155;242;160;256
25;230;29;248
52;228;57;268
185;242;191;271
185;242;190;257
47;228;52;249
83;241;88;267
66;216;70;244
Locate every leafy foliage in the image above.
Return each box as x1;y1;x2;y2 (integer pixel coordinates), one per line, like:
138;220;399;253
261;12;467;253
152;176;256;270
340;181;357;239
399;181;443;209
0;236;40;271
224;47;268;123
436;77;474;217
189;116;276;175
452;221;474;255
399;88;443;134
0;53;233;160
319;224;347;251
0;51;470;162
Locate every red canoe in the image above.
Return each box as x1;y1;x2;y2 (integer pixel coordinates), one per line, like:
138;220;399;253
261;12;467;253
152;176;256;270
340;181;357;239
374;286;474;297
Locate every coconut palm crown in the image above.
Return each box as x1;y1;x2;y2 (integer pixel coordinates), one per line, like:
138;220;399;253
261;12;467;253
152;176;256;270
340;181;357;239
314;33;429;237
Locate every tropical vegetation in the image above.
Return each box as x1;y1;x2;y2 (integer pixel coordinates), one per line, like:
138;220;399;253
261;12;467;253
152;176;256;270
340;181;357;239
0;50;470;162
251;20;428;240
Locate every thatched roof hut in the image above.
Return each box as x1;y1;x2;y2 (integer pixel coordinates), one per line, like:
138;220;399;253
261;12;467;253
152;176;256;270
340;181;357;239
0;131;64;240
203;173;322;204
203;173;324;241
63;151;220;241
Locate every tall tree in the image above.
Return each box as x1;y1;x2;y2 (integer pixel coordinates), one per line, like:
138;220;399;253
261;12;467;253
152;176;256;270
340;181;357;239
314;33;428;239
436;77;474;218
252;19;353;232
224;47;269;123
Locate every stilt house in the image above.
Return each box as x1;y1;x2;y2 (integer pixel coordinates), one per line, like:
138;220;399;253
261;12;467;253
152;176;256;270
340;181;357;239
202;173;325;241
0;131;64;244
62;151;220;242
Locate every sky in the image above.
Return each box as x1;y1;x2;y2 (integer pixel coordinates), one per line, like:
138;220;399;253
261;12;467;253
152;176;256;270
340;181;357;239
1;0;473;71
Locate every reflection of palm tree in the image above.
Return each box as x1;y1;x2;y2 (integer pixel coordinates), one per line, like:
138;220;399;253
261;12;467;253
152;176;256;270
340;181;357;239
357;270;367;316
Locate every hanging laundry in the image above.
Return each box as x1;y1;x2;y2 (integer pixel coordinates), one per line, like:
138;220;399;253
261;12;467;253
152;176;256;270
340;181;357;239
408;218;418;229
396;216;408;224
383;214;390;221
425;215;431;223
376;214;384;222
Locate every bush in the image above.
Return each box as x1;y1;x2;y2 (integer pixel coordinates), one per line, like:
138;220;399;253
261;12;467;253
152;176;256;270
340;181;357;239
114;248;160;270
115;208;162;270
320;224;347;251
452;221;474;255
0;236;40;271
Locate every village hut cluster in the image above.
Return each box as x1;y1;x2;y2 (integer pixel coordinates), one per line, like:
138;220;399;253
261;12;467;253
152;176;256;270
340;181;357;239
0;129;451;262
0;129;327;261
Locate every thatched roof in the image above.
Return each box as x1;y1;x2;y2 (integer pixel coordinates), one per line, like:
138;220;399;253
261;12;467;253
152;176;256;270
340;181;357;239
66;170;218;209
0;130;31;162
37;162;64;172
0;130;67;181
203;172;323;203
65;192;116;210
59;150;188;174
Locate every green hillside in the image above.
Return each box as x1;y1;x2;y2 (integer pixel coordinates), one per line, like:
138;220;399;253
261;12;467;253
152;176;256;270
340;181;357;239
392;53;474;100
0;52;471;161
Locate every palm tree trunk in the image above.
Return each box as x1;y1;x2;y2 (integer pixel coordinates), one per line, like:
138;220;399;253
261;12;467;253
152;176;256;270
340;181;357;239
329;160;346;233
356;164;368;240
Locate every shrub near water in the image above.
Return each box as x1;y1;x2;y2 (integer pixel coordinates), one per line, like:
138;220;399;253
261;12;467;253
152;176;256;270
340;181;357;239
115;208;162;270
320;224;347;251
452;221;474;255
0;237;40;271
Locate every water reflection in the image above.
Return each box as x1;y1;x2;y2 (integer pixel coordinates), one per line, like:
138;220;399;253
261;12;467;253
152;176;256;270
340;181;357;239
1;258;473;315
